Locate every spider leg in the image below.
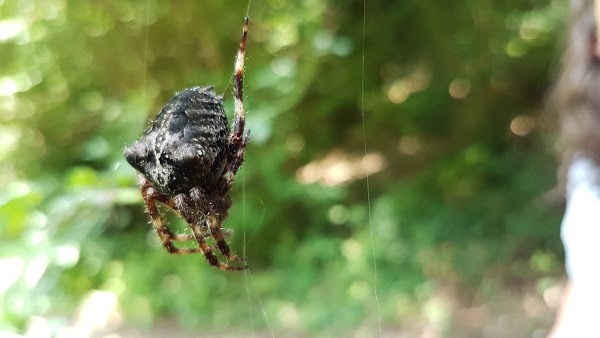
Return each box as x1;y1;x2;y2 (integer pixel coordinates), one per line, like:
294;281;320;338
143;182;203;242
165;215;234;241
173;193;246;271
207;214;245;265
191;221;247;271
233;16;248;131
171;229;233;241
189;187;245;265
141;181;202;254
224;17;250;186
166;206;221;240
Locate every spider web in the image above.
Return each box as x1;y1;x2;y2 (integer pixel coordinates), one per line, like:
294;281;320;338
360;1;382;336
237;1;380;335
236;6;276;338
235;2;275;337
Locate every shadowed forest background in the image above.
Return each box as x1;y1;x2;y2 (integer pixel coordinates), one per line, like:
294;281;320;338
0;0;568;337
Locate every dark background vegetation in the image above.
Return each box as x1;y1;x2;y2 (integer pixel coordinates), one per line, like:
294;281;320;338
1;0;568;337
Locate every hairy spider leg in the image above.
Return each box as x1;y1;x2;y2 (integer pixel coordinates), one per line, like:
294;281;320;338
189;187;246;266
143;181;210;241
165;193;231;241
225;16;250;186
207;214;246;264
190;223;246;271
142;181;202;254
173;194;246;271
233;17;248;127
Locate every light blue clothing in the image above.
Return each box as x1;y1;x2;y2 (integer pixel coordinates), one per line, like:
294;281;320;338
561;155;600;290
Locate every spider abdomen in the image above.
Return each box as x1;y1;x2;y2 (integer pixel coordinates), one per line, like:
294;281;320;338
124;86;230;194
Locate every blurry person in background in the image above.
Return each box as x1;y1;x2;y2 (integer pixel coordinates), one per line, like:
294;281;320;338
547;0;600;337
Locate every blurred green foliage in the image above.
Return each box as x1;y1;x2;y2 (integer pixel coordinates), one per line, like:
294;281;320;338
0;0;566;336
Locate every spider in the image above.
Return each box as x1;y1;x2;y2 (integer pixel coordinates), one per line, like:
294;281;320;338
123;17;250;271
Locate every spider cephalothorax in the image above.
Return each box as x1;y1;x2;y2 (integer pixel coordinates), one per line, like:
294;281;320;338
124;17;250;271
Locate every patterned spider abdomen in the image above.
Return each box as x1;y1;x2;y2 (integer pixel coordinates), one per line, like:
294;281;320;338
124;86;230;194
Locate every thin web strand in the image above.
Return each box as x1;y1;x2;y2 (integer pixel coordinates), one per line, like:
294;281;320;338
246;0;253;17
248;268;275;338
142;0;150;105
361;0;382;336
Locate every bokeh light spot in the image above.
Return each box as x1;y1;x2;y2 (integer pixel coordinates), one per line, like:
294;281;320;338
449;78;471;99
510;115;535;136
